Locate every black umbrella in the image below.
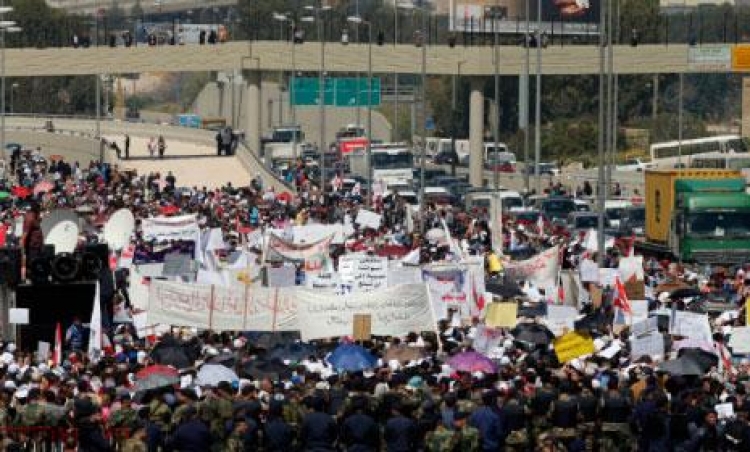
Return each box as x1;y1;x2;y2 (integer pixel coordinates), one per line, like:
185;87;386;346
241;359;292;381
266;343;317;363
517;302;547;319
510;323;554;345
669;287;703;300
151;343;191;370
574;311;608;335
242;331;301;350
486;281;524;299
658;357;705;376
206;353;237;369
678;347;719;374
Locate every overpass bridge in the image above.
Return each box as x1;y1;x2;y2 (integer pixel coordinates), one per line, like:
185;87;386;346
4;41;747;187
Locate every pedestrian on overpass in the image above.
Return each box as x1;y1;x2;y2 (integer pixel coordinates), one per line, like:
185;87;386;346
148;137;156;158
124;134;130;160
158;136;166;159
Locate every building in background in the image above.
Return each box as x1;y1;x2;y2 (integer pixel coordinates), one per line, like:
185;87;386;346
45;0;239;16
660;0;736;13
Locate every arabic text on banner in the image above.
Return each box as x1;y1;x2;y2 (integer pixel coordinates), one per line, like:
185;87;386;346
294;284;435;341
504;245;560;288
422;266;472;320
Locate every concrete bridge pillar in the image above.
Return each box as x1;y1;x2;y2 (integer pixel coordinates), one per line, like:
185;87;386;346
469;78;485;188
743;77;750;138
245;73;262;153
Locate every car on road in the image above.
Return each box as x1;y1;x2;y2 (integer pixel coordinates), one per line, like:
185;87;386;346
524;162;561;176
618;206;646;237
616;158;653;172
539;196;577;221
567;212;609;235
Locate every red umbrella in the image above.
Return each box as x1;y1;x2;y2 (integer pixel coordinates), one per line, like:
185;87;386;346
33;181;54;196
11;186;31;198
134;364;180;392
159;205;180;216
375;245;410;258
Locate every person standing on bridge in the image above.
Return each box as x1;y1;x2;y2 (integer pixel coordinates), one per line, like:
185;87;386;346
148;137;156;159
124;134;130;160
158;136;166;159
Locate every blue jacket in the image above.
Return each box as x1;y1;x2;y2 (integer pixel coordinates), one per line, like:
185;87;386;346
469;406;504;451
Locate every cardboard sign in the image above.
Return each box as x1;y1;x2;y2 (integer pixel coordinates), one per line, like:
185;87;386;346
37;341;50;362
484;303;518;328
353;314;372;341
554;332;595;363
729;326;750;354
625;279;645;300
632;317;659;337
9;308;28;325
670;311;712;342
631;332;664;360
545;305;578;337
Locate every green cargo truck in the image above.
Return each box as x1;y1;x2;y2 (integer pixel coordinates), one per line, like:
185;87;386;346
637;169;750;264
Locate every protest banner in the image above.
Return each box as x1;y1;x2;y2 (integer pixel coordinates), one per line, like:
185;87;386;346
141;214;200;243
484;303;517;328
631;332;664;360
422;266;472;319
339;255;389;292
355;209;382;230
545;305;578;336
134;241;196;265
729;326;750;354
387;264;422;287
579;259;599;284
554;331;595;363
472;325;504;355
670;311;713;342
266;233;332;275
504;245;560;288
294;284;435;341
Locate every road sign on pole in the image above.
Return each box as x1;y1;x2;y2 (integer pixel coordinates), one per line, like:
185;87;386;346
291;77;381;107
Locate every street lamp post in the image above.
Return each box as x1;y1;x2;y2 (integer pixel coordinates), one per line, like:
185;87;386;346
418;8;428;231
492;5;500;192
534;0;542;195
0;7;19;161
273;13;299;165
348;16;373;206
10;82;17;115
302;2;332;193
451;60;465;178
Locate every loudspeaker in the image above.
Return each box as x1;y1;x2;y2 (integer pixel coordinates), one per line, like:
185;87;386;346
51;253;80;283
85;244;109;271
28;245;55;285
0;247;22;287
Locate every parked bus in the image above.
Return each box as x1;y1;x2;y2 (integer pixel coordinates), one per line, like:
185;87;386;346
690;152;750;183
649;135;747;167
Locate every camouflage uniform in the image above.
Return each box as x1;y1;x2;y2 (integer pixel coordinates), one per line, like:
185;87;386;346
200;395;233;441
171;402;194;430
121;438;147;452
454;425;481;452
282;399;306;428
225;432;244;452
17;402;46;426
425;425;457;452
148;399;172;433
108;406;139;430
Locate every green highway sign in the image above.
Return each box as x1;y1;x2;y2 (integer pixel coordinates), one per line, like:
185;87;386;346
291;77;381;107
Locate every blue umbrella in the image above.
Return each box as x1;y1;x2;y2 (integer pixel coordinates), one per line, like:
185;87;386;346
327;344;377;372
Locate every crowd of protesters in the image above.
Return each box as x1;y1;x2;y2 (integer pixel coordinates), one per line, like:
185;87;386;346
0;142;747;452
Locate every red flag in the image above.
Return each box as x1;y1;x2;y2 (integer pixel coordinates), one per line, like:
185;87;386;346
52;322;62;367
472;274;485;311
613;276;632;314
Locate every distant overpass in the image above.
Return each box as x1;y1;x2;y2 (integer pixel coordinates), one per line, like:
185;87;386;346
5;41;748;189
1;41;713;77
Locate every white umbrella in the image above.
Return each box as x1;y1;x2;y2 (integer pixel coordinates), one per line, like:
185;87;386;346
196;363;239;387
425;228;446;242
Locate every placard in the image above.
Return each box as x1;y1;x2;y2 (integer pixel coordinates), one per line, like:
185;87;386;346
554;332;595;363
670;311;712;342
545;305;577;336
9;308;28;325
353;314;372;341
162;252;193;277
631;332;664;360
631;317;659;337
266;265;297;287
716;402;735;420
624;280;645;300
355;209;382;230
484;303;518;328
579;259;599;283
37;341;50;362
729;326;750;354
339;255;388;292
